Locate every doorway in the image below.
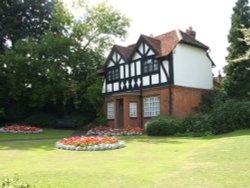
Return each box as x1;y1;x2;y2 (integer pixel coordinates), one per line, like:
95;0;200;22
117;99;124;129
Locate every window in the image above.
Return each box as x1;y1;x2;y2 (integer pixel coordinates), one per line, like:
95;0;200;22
143;96;160;117
107;101;114;119
107;68;119;81
129;102;137;117
143;58;158;73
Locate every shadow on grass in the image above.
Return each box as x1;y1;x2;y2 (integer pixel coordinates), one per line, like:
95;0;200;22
203;129;250;140
0;140;57;151
1;129;250;151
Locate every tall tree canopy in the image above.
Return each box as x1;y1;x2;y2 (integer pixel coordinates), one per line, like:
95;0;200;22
223;0;250;99
0;1;130;122
0;0;55;52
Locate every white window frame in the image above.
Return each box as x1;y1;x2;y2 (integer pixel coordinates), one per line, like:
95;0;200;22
129;102;137;118
143;96;160;117
107;101;114;119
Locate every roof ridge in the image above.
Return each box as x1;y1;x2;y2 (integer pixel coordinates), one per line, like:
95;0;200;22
175;29;182;41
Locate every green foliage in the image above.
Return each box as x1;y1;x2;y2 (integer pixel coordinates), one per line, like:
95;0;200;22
73;1;130;52
199;89;227;113
227;0;250;60
210;100;250;134
0;107;5;119
0;0;55;52
181;114;213;136
0;1;130;121
146;115;182;136
64;114;87;128
24;113;57;128
5;102;29;122
95;112;108;126
223;0;250;99
0;175;38;188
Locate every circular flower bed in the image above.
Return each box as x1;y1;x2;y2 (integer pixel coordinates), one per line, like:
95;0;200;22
86;126;144;136
0;125;43;134
56;135;125;151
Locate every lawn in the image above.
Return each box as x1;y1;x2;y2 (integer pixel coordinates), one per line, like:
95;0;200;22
1;129;250;188
0;128;74;140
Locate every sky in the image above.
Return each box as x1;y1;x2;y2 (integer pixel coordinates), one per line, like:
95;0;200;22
64;0;238;76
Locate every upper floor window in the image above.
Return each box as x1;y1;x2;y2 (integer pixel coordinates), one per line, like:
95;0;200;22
107;68;119;81
143;58;159;74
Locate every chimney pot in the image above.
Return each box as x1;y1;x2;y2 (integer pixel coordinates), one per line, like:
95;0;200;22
186;27;196;38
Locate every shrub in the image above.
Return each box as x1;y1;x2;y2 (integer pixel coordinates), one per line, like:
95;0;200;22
199;89;226;113
0;107;5;120
24;113;57;128
146;115;182;136
0;175;38;188
210;100;250;134
64;114;87;129
181;114;213;136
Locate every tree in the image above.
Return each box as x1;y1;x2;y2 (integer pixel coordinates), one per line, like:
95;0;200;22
223;0;250;99
0;1;130;122
0;0;55;52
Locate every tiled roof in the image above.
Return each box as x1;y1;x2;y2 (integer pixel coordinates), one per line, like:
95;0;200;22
114;45;133;61
141;35;161;54
116;29;209;60
99;29;211;74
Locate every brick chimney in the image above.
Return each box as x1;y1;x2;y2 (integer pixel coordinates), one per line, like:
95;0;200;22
217;70;222;83
186;27;196;38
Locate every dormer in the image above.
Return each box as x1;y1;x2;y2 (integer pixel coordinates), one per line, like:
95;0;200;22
130;35;161;61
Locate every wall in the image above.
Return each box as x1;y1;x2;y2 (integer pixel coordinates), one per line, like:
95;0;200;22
141;86;170;126
173;43;213;89
172;85;207;118
103;85;209;128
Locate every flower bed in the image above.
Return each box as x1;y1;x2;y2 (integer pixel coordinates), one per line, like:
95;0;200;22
86;126;144;136
56;135;125;151
0;125;43;134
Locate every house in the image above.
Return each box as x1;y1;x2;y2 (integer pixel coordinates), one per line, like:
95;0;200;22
99;27;214;129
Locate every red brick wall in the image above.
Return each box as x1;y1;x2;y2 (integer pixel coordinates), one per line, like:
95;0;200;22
103;85;209;128
103;93;141;129
141;86;170;126
172;85;208;118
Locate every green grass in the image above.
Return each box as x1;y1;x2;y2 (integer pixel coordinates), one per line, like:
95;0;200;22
0;128;74;140
1;129;250;188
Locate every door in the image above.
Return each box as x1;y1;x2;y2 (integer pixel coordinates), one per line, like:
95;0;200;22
117;99;124;129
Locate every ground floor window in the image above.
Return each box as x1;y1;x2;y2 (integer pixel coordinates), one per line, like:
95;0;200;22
143;96;160;117
107;101;114;119
129;102;137;117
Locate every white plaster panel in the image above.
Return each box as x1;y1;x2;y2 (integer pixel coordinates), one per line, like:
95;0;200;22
112;52;116;62
138;43;143;54
113;82;119;91
147;49;155;56
125;64;129;78
160;67;167;83
151;74;159;85
131;62;135;77
144;43;149;54
107;84;112;92
173;44;213;89
119;58;125;64
117;53;120;62
102;79;106;93
143;76;150;86
136;61;141;75
162;60;169;75
120;65;124;79
132;52;141;60
107;60;114;67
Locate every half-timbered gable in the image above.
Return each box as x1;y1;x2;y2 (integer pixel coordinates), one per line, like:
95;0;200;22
100;27;214;129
